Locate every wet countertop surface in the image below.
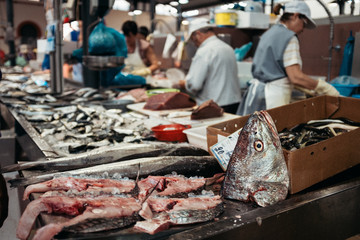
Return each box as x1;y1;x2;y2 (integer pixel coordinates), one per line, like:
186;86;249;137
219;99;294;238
1;68;360;239
42;165;360;240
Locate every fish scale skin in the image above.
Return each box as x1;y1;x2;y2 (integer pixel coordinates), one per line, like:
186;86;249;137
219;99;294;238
168;203;224;224
63;214;140;233
221;111;289;207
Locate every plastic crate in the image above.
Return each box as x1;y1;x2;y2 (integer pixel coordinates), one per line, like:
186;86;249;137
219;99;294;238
331;83;360;96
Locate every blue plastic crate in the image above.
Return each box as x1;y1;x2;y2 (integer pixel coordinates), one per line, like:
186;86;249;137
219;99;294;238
331;83;360;96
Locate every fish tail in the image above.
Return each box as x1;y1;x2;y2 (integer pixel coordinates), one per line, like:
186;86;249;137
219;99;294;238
1;159;47;173
8;176;53;188
130;163;141;198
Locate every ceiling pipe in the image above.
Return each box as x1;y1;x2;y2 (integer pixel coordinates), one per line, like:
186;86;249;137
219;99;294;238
350;0;355;15
5;0;16;66
336;0;345;15
316;0;335;81
150;0;156;32
176;2;182;31
50;0;64;95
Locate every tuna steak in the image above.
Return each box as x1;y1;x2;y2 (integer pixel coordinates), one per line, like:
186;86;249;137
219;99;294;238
144;92;196;110
221;110;289;207
191;99;224;120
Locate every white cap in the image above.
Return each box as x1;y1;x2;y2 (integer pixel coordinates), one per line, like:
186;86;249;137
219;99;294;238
284;0;316;29
186;18;215;42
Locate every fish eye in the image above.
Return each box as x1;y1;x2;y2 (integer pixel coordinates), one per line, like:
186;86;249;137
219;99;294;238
254;140;264;152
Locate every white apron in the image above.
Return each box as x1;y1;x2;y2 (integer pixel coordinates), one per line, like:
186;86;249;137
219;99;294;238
236;79;266;116
124;41;146;73
264;77;293;109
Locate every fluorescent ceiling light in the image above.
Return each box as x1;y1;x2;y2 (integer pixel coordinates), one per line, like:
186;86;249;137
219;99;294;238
182;20;189;25
179;0;189;4
156;4;178;16
182;9;199;17
133;10;142;15
113;0;130;11
220;3;235;10
170;1;179;6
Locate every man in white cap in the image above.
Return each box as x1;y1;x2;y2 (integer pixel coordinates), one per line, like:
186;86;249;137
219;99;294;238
175;18;242;114
237;0;339;116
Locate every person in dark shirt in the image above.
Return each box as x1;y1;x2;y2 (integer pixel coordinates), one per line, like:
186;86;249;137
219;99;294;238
138;26;149;41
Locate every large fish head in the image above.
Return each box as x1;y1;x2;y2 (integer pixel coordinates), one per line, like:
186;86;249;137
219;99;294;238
222;110;289;206
234;111;282;174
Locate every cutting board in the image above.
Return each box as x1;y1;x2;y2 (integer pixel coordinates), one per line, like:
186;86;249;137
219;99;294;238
127;102;239;127
167;113;240;127
126;102;196;118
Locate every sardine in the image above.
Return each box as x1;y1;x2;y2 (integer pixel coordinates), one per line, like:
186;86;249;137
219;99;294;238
74;87;97;97
77;104;97;117
82;88;98;98
13;96;161;155
3;143;209;174
27;104;53;110
53;105;77;115
280;117;360;150
307;117;360;127
17;109;54;116
24;114;53;122
221;110;289;207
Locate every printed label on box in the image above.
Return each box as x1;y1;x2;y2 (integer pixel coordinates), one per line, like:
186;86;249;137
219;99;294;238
210;128;242;170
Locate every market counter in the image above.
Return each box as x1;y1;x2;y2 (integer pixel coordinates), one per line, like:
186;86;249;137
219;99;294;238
34;164;360;240
1;96;360;239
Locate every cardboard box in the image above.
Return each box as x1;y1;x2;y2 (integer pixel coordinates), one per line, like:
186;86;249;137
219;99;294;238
236;11;269;29
207;96;360;194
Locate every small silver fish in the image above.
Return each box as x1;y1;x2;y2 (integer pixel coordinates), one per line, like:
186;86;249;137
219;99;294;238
221;110;289;207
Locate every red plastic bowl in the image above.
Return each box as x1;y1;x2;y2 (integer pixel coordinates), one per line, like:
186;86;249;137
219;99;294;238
151;124;191;142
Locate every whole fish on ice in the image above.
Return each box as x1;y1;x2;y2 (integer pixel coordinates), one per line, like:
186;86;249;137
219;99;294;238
2;142;209;173
221;110;289;207
9;155;219;188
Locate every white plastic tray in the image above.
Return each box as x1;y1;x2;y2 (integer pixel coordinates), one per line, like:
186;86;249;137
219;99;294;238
183;126;207;151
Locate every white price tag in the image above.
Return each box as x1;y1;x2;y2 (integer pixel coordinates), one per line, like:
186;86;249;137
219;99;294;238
210;128;242;171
